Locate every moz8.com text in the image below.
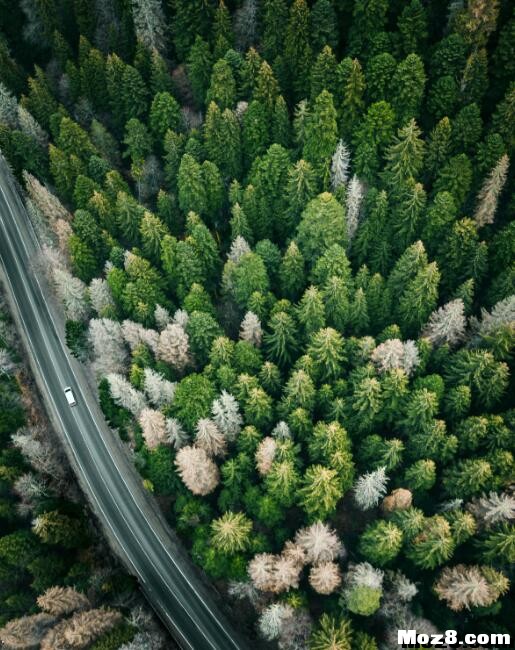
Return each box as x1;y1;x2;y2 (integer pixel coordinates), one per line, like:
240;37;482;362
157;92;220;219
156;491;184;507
398;629;511;648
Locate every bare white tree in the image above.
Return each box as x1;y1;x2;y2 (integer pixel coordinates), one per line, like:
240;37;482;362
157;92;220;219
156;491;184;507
474;295;515;339
13;472;48;503
52;267;89;321
89;278;115;317
295;521;343;564
175;446;220;495
53;218;72;255
194;418;227;457
211;391;243;441
255;437;277;476
154;304;171;330
143;368;176;408
0;81;19;128
121;320;159;354
131;0;167;53
248;553;277;591
165;417;189;449
467;491;515;528
228;580;260;605
0;348;17;376
354;467;389;510
474;154;509;227
11;427;67;482
346;175;364;243
434;564;508;611
106;373;146;415
0;613;56;649
172;309;189;328
330;140;351;191
371;339;420;376
37;586;90;616
89;319;128;376
18;105;47;147
258;603;294;642
309;561;342;595
271;421;291;440
40;608;122;650
227;236;251;263
139;408;167;449
271;555;303;593
422;299;466;346
156;323;190;370
239;311;262;347
23;171;71;223
278;608;312;650
346;562;384;589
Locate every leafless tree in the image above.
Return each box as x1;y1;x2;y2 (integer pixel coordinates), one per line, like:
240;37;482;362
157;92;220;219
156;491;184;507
174;445;220;495
139;408;167;449
106;373;146;415
309;562;342;595
37;586;90;616
295;522;343;565
0;613;55;649
89;319;129;376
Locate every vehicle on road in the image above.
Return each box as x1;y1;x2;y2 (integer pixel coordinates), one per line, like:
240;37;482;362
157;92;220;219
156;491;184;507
64;386;77;406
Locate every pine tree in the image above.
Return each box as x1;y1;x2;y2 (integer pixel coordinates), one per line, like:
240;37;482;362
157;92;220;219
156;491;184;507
296;193;347;264
299;464;343;520
473;154;509;228
307;327;345;382
178;153;207;216
262;0;288;61
279;241;305;301
391;54;426;125
242;100;269;168
341;58;366;141
353;467;388;510
406;515;455;569
359;520;403;568
149;92;182;144
297;286;325;336
284;0;312;102
302;90;338;186
206;58;236;110
310;45;338;100
434;564;509;611
383;119;425;190
310;614;353;650
479;524;515;564
254;61;279;111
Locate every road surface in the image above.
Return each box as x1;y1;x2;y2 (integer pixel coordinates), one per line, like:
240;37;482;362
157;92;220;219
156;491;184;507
0;156;248;650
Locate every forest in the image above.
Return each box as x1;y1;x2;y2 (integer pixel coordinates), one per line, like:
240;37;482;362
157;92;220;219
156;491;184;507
0;0;514;648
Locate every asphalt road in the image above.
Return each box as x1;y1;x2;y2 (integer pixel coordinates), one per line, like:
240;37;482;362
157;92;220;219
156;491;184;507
0;156;248;650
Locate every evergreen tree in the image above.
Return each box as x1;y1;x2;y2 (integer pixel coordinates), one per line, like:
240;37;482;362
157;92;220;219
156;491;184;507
206;58;236;110
284;0;312;102
299;464;342;520
310;46;338;100
296;193;347;264
359;520;403;566
303;90;338;186
383;119;425;190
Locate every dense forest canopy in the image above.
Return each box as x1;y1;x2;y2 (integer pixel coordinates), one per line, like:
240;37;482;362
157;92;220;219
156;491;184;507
0;0;514;648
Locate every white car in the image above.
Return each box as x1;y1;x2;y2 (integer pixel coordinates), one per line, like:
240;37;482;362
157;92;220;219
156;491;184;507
64;386;77;407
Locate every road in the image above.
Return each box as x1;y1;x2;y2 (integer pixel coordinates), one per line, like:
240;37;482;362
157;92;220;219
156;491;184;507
0;156;248;650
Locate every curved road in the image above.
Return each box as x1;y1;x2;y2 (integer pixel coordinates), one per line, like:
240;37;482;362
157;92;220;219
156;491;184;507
0;156;248;650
